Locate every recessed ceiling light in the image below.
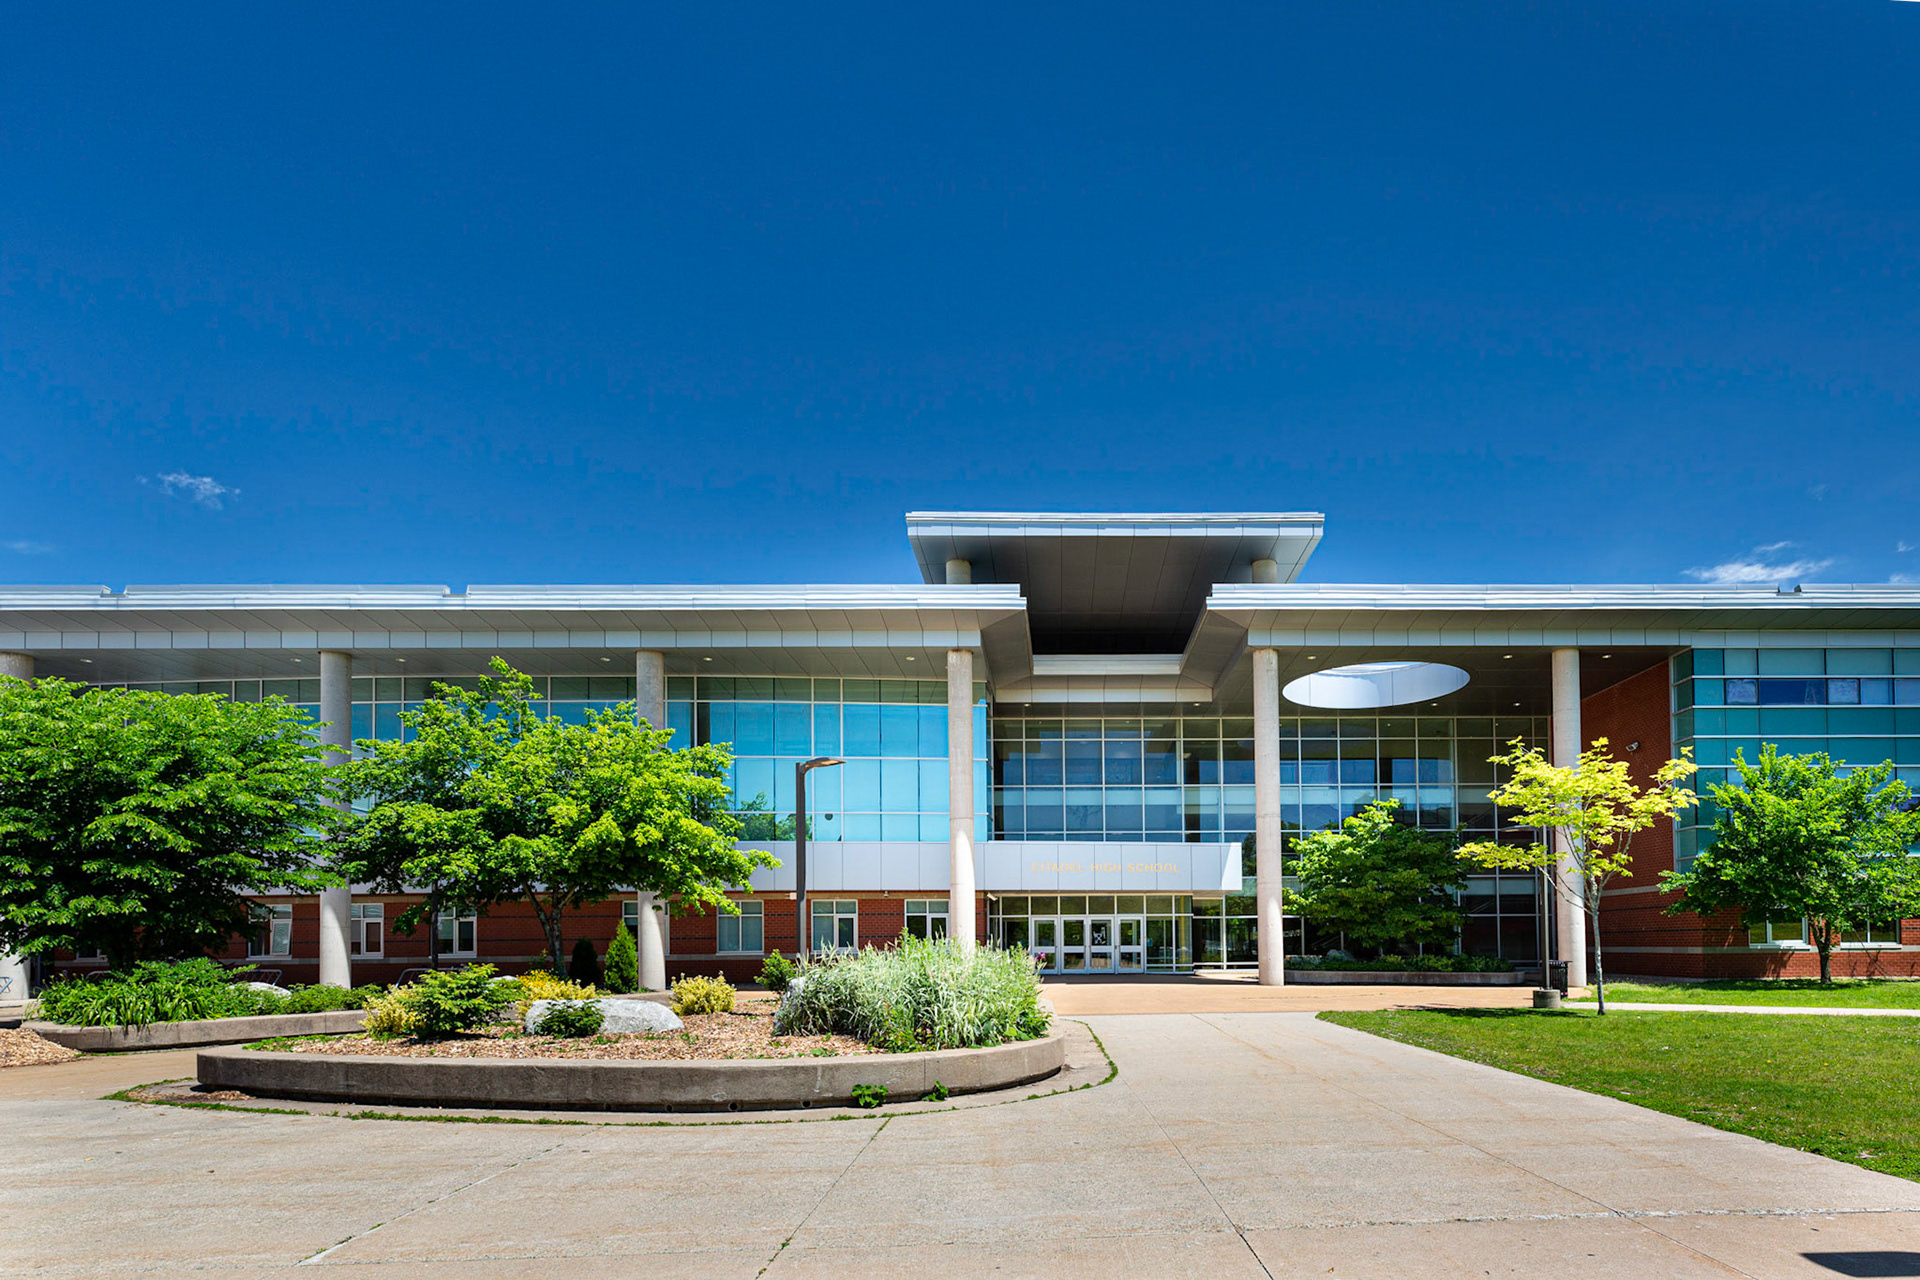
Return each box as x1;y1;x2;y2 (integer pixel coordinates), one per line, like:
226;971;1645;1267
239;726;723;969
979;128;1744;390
1305;654;1316;660
1603;653;1613;659
395;658;406;664
599;657;611;663
81;658;93;664
291;658;302;664
1513;702;1521;707
702;656;713;662
905;656;916;661
1503;654;1513;659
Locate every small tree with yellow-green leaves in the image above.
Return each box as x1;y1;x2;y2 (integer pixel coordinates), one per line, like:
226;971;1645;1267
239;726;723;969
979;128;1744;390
1459;738;1696;1014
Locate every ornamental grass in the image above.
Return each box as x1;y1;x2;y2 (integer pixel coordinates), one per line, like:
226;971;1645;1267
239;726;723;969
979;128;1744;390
774;936;1049;1052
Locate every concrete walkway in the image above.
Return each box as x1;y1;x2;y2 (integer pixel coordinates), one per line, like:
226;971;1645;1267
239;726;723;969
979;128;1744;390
4;1013;1920;1277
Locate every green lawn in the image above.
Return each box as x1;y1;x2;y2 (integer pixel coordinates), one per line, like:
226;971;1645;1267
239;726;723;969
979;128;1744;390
1573;978;1920;1008
1321;1008;1920;1181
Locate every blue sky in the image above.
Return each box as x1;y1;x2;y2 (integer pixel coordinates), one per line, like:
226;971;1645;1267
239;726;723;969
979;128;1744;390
3;3;1917;589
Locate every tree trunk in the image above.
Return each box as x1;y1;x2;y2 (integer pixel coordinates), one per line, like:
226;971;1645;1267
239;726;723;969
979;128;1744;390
1588;895;1607;1016
1816;922;1834;985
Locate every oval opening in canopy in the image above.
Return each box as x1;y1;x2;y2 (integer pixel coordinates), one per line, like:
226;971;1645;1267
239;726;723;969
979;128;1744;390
1282;661;1471;710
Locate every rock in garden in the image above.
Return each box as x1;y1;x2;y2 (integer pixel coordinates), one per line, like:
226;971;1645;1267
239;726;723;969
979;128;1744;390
245;982;292;997
524;998;682;1035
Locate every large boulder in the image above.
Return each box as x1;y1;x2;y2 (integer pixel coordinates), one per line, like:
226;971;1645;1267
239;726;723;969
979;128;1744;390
525;997;682;1035
244;982;292;997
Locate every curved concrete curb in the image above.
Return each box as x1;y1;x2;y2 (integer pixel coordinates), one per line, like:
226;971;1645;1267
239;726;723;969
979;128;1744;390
1283;971;1525;986
27;1009;368;1052
197;1027;1066;1112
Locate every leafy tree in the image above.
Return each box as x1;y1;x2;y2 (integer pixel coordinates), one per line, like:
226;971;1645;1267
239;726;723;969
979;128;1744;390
1461;738;1697;1014
1285;801;1466;956
342;659;767;973
1661;747;1920;985
0;678;343;970
603;921;638;993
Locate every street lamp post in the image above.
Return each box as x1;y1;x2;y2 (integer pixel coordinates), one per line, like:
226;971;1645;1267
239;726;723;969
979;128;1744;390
794;756;844;961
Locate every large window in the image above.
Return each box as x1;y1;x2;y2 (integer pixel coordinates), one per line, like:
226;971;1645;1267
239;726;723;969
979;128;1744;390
1747;917;1901;948
249;903;292;958
349;903;383;957
717;900;764;953
621;898;669;953
811;899;857;953
437;909;477;957
904;898;948;940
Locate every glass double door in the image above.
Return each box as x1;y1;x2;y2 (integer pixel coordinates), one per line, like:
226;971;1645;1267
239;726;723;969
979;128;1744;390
1032;916;1144;974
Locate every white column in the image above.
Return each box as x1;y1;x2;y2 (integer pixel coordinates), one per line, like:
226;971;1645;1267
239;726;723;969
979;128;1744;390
947;648;976;953
1250;558;1280;585
633;650;669;990
0;656;32;995
316;651;353;988
1551;647;1589;989
1253;648;1286;985
945;558;972;585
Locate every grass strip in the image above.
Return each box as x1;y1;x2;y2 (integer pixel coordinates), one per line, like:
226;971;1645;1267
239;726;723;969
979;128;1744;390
1572;978;1920;1008
1321;1007;1920;1182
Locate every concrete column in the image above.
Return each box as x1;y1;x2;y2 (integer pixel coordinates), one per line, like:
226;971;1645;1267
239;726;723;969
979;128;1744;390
633;650;669;991
947;647;976;953
0;655;28;997
317;651;353;988
1551;647;1589;989
1253;648;1286;986
945;558;972;585
1250;558;1280;585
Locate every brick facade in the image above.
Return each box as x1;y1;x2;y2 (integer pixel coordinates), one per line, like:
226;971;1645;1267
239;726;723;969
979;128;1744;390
1587;660;1920;980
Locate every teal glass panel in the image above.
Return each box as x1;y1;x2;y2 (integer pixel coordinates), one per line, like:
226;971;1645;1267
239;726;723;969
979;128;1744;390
1862;679;1893;705
974;705;988;758
882;813;918;841
811;678;840;702
919;759;949;811
1726;708;1760;735
880;705;918;757
843;705;880;755
1899;739;1920;765
1024;789;1062;833
919;813;947;841
1693;649;1723;676
735;677;774;700
666;676;695;700
1897;681;1920;706
1695;739;1731;766
374;704;401;741
843;678;879;703
1724;649;1758;676
1902;710;1920;734
813;704;840;754
373;677;402;701
1759;649;1824;675
918;705;947;757
734;704;775;754
802;767;840;812
734;758;775;808
881;758;918;810
1898;651;1920;675
1759;708;1825;736
774;677;810;702
1065;788;1103;832
1829;650;1892;675
667;701;692;748
1830;739;1897;766
350;704;372;740
843;759;881;809
1691;679;1721;706
845;813;881;840
1828;707;1895;735
1672;710;1695;742
704;702;734;746
774;703;812;754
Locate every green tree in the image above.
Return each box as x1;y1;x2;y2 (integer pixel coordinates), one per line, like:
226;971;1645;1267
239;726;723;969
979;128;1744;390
1661;747;1920;985
1286;801;1467;956
342;658;767;973
1461;738;1697;1013
0;677;343;970
603;921;638;993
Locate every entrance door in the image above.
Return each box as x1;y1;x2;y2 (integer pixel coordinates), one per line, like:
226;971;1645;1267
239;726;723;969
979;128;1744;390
1086;917;1115;971
1061;918;1087;971
1116;917;1144;972
1031;919;1058;973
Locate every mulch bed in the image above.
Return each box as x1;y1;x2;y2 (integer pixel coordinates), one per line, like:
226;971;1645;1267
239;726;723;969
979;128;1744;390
0;1027;81;1068
262;1007;877;1061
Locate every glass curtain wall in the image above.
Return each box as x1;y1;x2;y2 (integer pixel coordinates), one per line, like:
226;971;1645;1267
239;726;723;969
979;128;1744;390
1672;648;1920;871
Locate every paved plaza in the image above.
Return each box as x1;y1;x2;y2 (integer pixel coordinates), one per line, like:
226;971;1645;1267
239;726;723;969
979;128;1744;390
5;1010;1920;1278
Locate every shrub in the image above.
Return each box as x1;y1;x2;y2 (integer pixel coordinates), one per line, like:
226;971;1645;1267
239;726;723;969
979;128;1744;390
757;950;797;994
533;999;606;1038
604;923;638;994
568;937;603;987
774;936;1049;1052
361;990;421;1038
405;964;514;1038
671;974;736;1015
279;983;388;1014
32;958;261;1028
514;970;599;1002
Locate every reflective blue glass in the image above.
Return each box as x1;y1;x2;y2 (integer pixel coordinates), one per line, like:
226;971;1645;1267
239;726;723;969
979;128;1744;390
843;759;881;809
735;757;775;808
918;759;949;811
667;702;692;750
843;704;881;755
918;705;947;758
812;704;840;754
880;705;918;757
734;703;775;754
774;703;811;755
881;759;918;810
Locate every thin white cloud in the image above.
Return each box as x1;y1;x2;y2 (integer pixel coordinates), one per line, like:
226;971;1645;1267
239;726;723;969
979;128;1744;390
145;472;238;510
1808;484;1829;501
2;539;55;555
1894;574;1919;585
1685;543;1835;585
1899;541;1915;554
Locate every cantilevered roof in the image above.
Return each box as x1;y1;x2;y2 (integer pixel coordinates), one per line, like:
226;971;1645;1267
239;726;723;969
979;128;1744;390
905;511;1324;655
0;582;1032;684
